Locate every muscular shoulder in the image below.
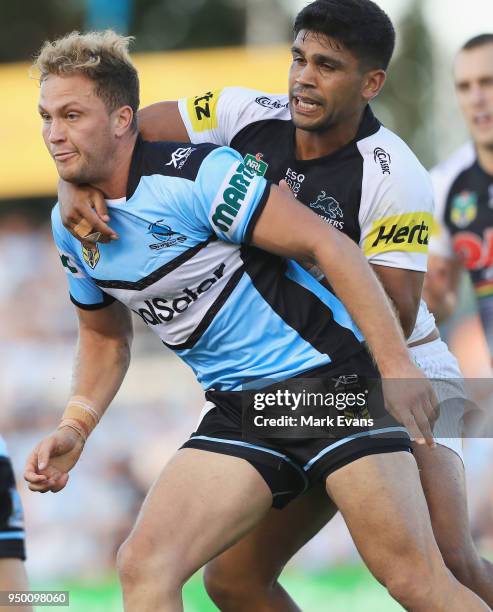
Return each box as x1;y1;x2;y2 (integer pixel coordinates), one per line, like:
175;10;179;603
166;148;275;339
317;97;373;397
357;126;434;218
178;87;290;145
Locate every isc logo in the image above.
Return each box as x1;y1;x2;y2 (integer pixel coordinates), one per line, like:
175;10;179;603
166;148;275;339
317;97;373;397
364;212;433;256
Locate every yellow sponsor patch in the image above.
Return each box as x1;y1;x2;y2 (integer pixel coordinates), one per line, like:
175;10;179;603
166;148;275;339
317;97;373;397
186;89;222;133
363;212;433;256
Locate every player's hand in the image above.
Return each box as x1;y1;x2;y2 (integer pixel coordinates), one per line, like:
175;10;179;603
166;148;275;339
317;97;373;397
24;427;85;493
59;180;118;244
381;360;439;448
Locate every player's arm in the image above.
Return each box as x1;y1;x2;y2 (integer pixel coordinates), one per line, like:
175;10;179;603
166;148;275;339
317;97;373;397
24;300;133;493
58;101;188;243
371;265;423;338
423;254;462;323
251;185;437;445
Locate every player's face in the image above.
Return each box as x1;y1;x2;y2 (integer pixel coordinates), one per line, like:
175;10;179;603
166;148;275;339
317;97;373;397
455;44;493;149
39;73;117;184
288;30;369;132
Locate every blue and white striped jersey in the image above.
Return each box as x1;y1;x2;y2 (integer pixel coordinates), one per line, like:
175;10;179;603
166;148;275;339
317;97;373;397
52;137;364;390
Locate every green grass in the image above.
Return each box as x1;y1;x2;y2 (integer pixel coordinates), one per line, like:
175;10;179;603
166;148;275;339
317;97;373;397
34;565;403;611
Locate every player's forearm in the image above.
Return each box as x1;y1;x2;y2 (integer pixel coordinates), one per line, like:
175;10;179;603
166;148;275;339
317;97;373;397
70;329;132;418
313;234;410;374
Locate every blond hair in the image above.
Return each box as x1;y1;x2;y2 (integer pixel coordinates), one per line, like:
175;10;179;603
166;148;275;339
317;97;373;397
34;30;139;127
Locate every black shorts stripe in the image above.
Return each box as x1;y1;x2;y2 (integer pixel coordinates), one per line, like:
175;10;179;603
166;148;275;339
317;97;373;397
94;237;216;291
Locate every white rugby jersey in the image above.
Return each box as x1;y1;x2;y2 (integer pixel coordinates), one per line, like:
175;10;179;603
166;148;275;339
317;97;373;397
52;138;365;391
178;87;436;344
430;142;493;353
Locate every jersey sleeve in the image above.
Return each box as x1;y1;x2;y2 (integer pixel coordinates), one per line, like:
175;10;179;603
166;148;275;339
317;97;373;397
357;134;434;272
191;146;272;244
51;205;115;310
428;165;455;259
177;87;288;146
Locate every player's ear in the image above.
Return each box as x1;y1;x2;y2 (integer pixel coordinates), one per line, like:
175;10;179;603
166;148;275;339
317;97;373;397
361;69;386;102
113;105;134;137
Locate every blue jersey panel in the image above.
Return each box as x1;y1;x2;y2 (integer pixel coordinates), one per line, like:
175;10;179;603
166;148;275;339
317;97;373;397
176;271;332;390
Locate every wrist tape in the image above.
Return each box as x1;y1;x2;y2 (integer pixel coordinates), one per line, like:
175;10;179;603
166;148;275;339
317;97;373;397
58;396;100;443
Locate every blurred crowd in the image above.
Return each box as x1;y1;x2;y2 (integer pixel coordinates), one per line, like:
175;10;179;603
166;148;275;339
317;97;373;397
0;210;492;582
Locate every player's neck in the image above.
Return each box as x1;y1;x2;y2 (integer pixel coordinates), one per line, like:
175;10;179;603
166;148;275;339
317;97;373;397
91;132;138;199
476;143;493;175
294;114;362;160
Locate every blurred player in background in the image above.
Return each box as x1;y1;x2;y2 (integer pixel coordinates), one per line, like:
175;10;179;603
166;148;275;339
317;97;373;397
426;34;493;367
24;28;491;612
59;1;493;609
0;436;31;612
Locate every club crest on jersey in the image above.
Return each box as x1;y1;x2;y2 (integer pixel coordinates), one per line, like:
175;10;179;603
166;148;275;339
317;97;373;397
82;243;100;269
243;153;268;177
309;191;344;229
451;191;478;228
165;147;196;169
148;220;187;250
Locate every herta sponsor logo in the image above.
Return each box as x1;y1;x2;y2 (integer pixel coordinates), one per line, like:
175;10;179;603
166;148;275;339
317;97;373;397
212;162;257;232
255;96;289;110
243;152;268;177
148;220;187;250
82;243;100;269
165;146;196;169
134;263;226;325
309;191;344;229
186;89;221;132
373;147;391;175
451;191;478;228
364;212;433;256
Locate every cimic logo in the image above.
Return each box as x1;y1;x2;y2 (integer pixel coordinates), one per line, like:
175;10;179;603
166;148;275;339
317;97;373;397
134;263;226;325
373;147;391;175
255;96;289;110
212;163;256;232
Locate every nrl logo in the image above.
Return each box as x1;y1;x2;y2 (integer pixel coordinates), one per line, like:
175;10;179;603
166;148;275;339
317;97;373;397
243;152;268;177
309;191;343;220
82;243;100;269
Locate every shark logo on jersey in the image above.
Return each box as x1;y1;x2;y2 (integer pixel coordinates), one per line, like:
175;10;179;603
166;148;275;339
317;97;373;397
243;153;268;177
309;191;344;229
165;147;196;170
451;191;478;228
82;243;100;269
148;220;187;250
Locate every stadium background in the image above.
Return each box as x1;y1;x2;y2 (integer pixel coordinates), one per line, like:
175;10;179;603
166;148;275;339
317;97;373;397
1;0;492;610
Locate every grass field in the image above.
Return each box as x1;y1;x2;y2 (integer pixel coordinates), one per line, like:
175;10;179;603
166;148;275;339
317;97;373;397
34;564;403;611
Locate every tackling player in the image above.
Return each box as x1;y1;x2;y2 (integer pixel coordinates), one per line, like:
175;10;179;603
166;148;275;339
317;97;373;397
426;34;493;368
57;1;493;609
23;30;489;612
0;437;31;612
